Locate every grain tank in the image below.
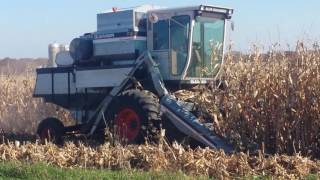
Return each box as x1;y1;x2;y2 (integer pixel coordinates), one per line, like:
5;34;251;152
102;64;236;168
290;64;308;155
69;5;151;66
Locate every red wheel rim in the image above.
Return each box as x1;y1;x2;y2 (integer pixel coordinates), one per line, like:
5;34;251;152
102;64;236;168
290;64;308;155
40;127;55;141
115;108;141;142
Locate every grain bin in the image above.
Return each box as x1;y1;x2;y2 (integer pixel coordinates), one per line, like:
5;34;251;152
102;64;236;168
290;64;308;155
48;43;70;67
48;43;60;67
60;44;70;52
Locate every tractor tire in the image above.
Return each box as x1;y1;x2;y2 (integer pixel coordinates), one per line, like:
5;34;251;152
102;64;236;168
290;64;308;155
108;89;161;144
37;117;65;145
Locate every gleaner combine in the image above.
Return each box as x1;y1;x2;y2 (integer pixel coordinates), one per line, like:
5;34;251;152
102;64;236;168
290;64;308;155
33;5;234;152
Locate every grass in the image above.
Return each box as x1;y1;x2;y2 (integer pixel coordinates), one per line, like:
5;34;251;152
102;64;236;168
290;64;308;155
305;174;319;180
0;161;205;180
0;161;317;180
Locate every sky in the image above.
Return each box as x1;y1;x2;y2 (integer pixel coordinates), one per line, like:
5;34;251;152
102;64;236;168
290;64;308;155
0;0;319;58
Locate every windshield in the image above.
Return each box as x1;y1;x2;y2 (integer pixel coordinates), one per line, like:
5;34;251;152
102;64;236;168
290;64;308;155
187;17;225;78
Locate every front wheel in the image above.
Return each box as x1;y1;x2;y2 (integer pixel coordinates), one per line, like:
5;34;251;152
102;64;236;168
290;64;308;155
109;90;161;144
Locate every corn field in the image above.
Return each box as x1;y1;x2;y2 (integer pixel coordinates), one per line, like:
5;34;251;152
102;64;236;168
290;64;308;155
175;42;320;157
0;42;320;178
0;73;70;134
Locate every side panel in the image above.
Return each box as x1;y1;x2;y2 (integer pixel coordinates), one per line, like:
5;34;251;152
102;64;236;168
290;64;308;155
34;67;115;110
34;66;133;95
93;38;146;58
34;71;75;96
54;73;72;94
34;74;52;95
75;67;132;88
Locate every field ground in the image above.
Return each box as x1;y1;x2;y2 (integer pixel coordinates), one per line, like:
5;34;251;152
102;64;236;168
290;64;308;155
0;161;204;180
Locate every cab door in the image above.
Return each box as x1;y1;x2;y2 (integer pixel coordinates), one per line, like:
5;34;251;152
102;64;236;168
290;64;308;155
147;11;192;81
169;15;191;76
149;15;170;80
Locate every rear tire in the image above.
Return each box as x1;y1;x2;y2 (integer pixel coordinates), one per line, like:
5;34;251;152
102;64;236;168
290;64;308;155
37;117;65;145
109;89;161;144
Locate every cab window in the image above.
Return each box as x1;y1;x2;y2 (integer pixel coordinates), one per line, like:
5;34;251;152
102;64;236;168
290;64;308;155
170;15;190;75
153;20;169;50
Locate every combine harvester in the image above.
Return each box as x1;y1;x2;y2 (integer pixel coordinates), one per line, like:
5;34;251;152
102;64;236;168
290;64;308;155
34;5;234;153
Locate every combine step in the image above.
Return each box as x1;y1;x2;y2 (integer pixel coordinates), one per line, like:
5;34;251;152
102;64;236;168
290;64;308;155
160;95;233;153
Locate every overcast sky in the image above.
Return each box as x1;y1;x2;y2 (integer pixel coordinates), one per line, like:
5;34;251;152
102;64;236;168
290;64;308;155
0;0;319;58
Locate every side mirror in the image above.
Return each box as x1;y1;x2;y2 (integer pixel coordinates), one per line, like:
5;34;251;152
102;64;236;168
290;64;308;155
231;21;235;31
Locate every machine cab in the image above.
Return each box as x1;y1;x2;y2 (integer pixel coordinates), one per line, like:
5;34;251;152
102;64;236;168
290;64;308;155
147;5;233;86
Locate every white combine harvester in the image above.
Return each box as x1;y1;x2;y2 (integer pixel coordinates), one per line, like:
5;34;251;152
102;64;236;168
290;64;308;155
34;4;234;152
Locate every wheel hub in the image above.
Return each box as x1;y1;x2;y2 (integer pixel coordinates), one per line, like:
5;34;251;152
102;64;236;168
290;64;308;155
115;108;141;142
130;120;138;129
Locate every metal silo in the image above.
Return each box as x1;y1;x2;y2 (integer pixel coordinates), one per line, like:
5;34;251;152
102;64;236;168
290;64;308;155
59;44;70;52
48;43;60;67
64;44;70;51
